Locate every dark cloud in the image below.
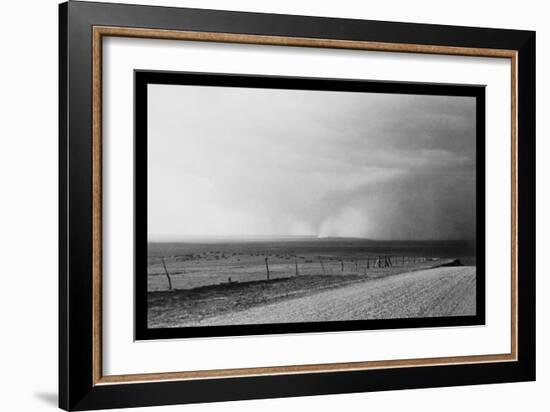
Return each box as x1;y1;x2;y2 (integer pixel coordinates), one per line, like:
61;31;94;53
148;84;476;240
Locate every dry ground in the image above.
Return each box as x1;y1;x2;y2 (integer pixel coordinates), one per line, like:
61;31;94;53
193;266;476;326
148;266;475;328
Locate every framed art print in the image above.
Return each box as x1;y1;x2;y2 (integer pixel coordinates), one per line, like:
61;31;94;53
59;1;535;410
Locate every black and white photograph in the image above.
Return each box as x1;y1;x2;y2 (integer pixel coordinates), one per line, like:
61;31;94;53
135;71;485;339
50;1;537;410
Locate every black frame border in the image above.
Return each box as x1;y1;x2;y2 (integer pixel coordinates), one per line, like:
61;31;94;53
59;1;535;410
134;70;486;341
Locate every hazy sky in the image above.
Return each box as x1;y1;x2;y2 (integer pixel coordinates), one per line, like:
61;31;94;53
147;83;476;241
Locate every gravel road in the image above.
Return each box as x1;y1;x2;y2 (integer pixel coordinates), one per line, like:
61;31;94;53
193;266;476;326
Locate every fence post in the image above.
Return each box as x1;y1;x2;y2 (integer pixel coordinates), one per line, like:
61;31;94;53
265;256;270;281
161;256;173;291
320;257;326;274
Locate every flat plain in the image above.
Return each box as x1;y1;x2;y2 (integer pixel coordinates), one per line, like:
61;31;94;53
146;238;476;328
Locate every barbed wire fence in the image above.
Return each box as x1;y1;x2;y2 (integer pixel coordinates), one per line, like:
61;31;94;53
148;253;434;291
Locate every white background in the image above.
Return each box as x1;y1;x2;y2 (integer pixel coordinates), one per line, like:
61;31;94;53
103;37;511;375
0;0;547;411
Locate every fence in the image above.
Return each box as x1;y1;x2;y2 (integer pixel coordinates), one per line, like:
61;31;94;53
147;253;436;292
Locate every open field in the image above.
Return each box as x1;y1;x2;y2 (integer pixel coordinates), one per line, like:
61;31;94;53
148;266;475;328
146;238;476;328
147;238;475;291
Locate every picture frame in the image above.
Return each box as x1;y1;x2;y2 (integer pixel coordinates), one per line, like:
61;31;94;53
59;1;536;410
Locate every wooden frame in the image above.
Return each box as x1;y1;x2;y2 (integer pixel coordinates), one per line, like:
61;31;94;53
59;1;535;410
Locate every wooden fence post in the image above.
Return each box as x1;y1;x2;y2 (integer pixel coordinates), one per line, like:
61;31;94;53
161;256;173;291
265;256;270;281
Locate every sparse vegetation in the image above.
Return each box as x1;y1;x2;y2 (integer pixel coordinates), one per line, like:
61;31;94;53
146;239;475;327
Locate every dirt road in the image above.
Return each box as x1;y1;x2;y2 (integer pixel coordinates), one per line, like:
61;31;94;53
191;266;476;326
